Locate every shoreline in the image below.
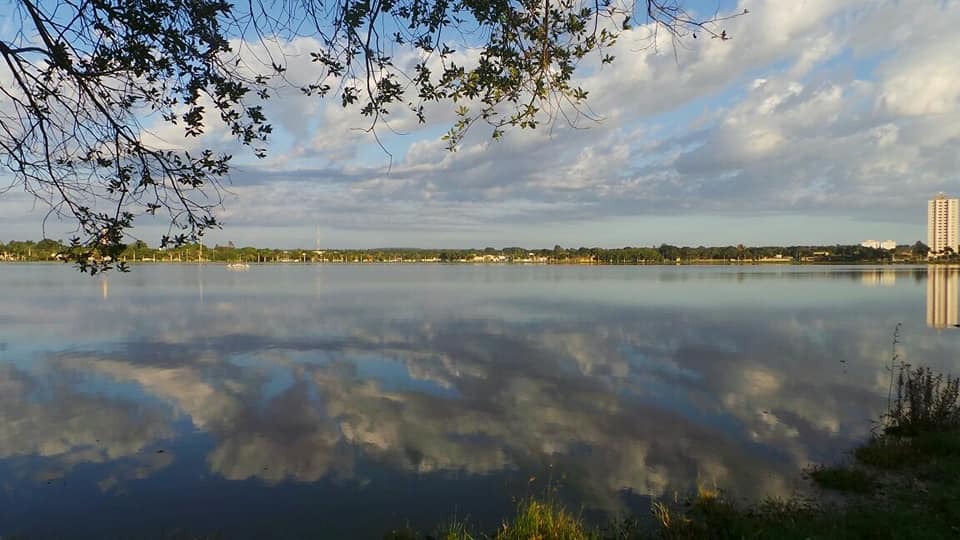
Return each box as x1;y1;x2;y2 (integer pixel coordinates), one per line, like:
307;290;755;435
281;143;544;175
0;260;947;267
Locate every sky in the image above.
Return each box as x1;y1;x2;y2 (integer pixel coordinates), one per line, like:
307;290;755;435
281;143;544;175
1;0;959;248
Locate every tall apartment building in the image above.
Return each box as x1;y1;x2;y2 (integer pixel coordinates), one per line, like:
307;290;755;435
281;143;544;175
928;194;959;256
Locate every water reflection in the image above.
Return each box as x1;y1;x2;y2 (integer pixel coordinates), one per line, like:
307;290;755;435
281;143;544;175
1;264;958;538
926;266;960;329
860;269;896;287
45;319;810;503
0;364;173;484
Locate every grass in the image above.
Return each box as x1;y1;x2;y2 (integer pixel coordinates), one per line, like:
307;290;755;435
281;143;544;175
385;499;593;540
494;499;593;540
853;435;917;470
806;465;876;494
437;518;479;540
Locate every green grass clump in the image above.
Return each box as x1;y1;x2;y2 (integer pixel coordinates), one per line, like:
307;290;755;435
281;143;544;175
436;518;478;540
494;499;593;540
386;499;595;540
807;465;876;494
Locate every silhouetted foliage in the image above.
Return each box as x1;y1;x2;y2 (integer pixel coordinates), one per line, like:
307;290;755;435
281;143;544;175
887;366;960;436
0;0;743;272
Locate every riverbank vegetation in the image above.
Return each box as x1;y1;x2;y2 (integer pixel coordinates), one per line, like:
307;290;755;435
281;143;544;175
0;239;945;266
389;363;960;539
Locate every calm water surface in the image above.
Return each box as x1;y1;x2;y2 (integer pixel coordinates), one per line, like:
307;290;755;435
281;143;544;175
1;264;959;538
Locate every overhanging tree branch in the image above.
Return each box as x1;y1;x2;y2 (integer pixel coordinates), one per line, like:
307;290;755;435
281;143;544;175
0;0;742;273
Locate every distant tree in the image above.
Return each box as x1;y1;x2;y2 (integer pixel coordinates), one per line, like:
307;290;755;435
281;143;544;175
35;238;64;252
0;0;742;272
552;244;567;261
912;241;930;259
658;243;679;262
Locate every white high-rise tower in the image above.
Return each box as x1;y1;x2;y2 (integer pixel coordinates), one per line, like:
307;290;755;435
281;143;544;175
928;194;959;257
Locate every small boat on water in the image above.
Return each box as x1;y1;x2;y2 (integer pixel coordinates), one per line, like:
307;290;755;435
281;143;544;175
226;262;250;271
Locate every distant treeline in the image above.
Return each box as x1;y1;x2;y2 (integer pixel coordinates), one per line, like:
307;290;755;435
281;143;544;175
0;239;945;264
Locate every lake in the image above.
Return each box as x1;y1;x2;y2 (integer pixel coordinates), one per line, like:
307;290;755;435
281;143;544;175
1;263;958;538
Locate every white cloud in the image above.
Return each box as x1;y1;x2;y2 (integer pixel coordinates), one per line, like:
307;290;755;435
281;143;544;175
4;0;960;245
878;36;960;116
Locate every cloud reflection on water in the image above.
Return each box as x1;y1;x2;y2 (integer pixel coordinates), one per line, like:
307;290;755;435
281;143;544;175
0;364;174;488
2;265;959;529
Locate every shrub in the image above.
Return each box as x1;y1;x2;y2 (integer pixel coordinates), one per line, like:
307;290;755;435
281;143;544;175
886;366;960;435
808;465;876;494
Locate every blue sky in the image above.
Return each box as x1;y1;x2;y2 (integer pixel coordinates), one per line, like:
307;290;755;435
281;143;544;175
1;0;958;248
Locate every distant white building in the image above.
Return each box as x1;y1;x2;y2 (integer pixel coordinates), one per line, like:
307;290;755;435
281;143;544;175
860;239;897;250
928;193;959;257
